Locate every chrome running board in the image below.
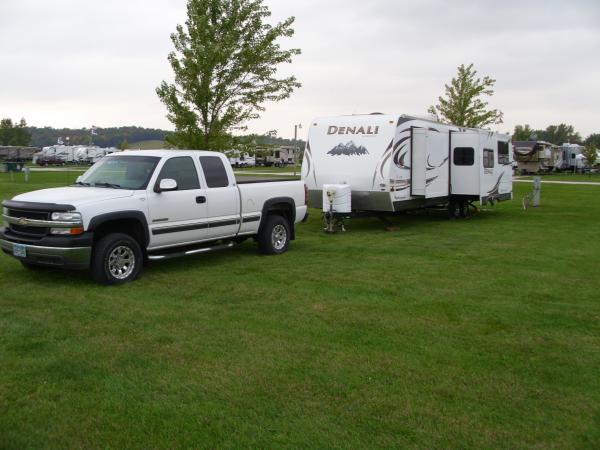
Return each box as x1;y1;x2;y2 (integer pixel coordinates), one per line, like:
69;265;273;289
147;241;235;261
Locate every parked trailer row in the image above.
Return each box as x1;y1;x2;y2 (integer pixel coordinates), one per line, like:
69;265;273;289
34;145;119;165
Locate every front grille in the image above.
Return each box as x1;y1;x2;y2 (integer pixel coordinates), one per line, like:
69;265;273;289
8;209;49;220
6;208;50;237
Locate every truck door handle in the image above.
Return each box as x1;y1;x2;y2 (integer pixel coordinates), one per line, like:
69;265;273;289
196;196;206;204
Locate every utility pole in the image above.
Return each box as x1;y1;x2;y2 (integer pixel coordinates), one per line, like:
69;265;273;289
294;123;302;141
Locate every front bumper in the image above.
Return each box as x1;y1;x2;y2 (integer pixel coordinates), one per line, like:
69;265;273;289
0;229;92;269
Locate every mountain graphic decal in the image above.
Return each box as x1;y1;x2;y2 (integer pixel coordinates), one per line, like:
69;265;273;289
327;141;369;156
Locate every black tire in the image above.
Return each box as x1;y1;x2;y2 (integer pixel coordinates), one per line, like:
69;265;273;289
257;214;290;255
20;260;48;270
91;233;143;285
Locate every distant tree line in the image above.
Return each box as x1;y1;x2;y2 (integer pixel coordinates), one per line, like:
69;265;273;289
24;124;305;150
0;118;31;146
512;123;599;147
27;126;169;148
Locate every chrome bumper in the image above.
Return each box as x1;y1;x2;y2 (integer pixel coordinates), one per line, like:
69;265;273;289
0;238;91;269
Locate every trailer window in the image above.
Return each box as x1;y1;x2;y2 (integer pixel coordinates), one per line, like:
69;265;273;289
498;141;509;164
157;156;200;190
200;156;229;188
453;147;474;166
483;149;494;168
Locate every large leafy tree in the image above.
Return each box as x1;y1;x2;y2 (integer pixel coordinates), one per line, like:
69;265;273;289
428;63;503;128
157;0;301;150
513;124;536;141
0;118;31;146
585;133;600;148
582;144;598;170
538;124;581;145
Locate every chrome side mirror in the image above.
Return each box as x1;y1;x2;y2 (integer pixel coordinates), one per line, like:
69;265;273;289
156;178;178;193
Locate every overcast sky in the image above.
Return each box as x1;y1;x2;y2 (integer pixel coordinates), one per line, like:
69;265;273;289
0;0;598;139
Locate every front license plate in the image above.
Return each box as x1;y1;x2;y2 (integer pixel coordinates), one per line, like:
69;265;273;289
13;243;27;258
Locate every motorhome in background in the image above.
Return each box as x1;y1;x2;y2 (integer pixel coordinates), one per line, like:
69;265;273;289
512;141;559;174
302;113;512;216
226;150;256;167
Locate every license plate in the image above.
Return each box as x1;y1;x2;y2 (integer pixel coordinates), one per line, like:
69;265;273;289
13;243;27;258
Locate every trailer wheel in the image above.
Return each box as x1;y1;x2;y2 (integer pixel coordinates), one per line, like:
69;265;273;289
91;233;143;285
257;215;290;255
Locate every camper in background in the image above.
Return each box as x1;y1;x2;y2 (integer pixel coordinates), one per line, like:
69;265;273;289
513;141;558;174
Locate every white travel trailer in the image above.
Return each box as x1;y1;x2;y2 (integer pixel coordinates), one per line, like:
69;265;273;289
226;150;256;167
74;146;118;165
557;143;585;171
302;114;513;216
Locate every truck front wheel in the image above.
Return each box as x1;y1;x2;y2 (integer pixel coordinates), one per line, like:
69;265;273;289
257;215;290;255
91;233;143;285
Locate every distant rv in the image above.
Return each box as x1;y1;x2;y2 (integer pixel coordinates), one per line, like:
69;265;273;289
34;145;118;166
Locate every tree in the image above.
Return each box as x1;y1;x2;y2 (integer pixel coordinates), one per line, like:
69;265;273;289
585;133;600;149
157;0;301;150
119;139;129;150
582;144;598;171
538;124;581;145
428;63;503;128
0;118;31;146
513;124;536;141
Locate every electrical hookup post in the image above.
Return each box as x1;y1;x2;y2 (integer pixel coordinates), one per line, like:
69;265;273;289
533;176;541;207
522;176;541;210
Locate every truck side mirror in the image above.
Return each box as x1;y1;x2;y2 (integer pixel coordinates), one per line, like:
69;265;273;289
155;178;178;193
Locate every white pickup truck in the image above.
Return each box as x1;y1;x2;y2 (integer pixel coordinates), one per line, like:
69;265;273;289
1;150;308;284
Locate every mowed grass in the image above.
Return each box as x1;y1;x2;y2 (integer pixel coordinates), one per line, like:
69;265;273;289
1;172;599;449
518;172;600;182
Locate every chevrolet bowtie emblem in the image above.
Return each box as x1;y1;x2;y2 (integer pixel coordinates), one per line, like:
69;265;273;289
18;217;28;225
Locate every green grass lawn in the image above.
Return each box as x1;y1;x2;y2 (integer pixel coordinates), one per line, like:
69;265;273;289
517;172;600;182
1;173;599;449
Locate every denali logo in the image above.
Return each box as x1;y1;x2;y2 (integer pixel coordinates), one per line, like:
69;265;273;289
327;125;379;135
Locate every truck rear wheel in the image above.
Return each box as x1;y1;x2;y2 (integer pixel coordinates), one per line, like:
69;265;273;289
257;215;290;255
91;233;142;285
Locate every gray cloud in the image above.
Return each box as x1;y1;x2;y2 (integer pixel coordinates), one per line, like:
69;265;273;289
0;0;598;138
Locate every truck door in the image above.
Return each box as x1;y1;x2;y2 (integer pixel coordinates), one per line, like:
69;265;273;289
147;156;209;248
199;155;241;240
450;131;479;196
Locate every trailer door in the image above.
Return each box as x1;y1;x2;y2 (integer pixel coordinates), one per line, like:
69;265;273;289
450;131;479;196
410;128;427;196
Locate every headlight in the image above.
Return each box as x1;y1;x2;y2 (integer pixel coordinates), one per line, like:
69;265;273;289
51;212;82;222
51;227;84;235
50;211;83;235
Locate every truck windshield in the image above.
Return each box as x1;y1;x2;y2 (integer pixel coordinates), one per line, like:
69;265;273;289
78;155;160;190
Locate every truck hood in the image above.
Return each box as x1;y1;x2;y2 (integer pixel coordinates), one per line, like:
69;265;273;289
12;187;135;207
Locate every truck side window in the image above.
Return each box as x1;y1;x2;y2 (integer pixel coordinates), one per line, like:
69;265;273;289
157;156;200;190
453;147;474;166
483;149;494;168
498;141;509;164
200;156;229;188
